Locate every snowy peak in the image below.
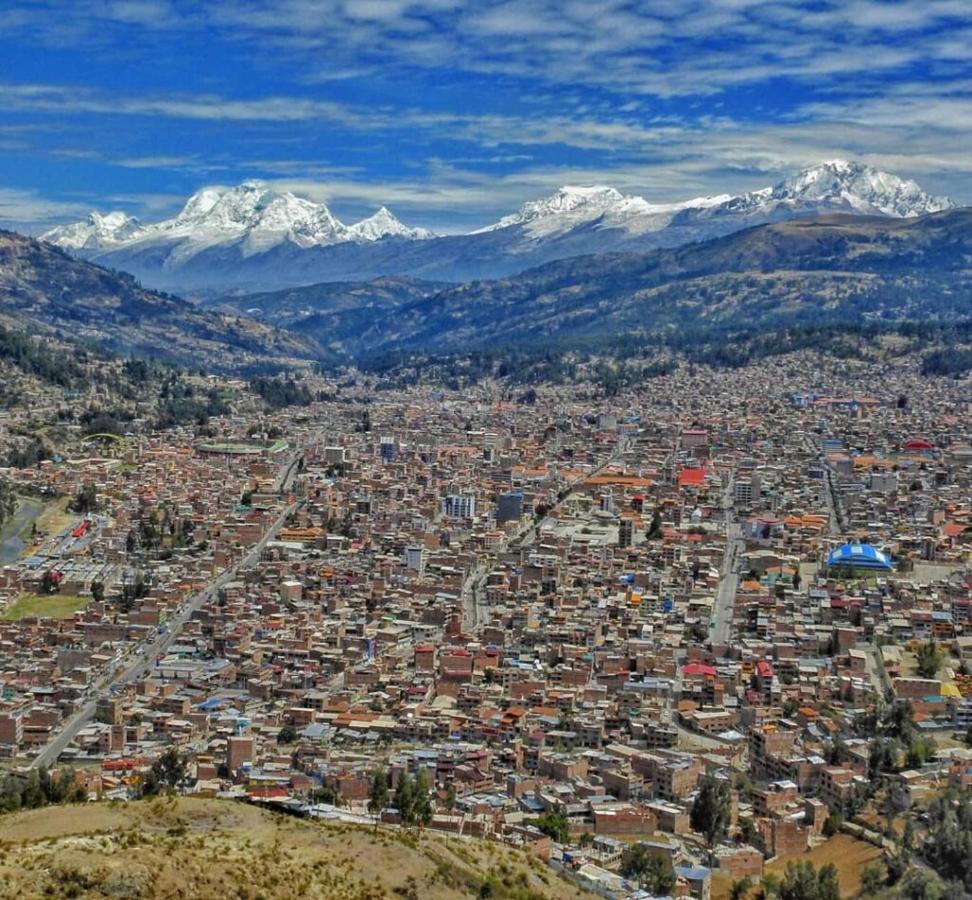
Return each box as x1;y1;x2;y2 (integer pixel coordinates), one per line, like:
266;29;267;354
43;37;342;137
768;160;954;217
477;183;742;240
483;185;630;234
348;206;435;241
169;182;344;239
41;210;142;249
42;181;438;257
36;161;957;293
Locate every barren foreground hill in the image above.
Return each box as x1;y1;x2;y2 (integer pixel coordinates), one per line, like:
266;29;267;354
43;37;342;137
0;797;589;900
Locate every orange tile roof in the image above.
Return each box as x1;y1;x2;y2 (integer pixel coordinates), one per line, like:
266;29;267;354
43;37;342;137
678;468;707;487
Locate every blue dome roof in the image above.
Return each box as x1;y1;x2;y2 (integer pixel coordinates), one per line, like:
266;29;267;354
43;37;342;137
826;542;892;570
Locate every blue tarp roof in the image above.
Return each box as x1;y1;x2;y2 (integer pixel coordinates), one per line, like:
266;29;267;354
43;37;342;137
827;542;892;570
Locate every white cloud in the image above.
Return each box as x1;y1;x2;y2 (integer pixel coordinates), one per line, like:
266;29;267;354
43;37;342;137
2;0;970;227
0;188;93;232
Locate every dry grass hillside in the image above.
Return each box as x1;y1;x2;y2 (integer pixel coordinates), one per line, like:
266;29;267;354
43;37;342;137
0;796;590;900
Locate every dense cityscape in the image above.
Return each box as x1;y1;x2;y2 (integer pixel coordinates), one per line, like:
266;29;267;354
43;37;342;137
2;1;971;898
1;349;969;898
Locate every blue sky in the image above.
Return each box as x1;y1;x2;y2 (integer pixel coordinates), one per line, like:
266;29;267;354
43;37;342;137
1;0;969;233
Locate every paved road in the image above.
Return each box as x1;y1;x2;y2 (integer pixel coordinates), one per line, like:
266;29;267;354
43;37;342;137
461;562;489;630
801;431;842;538
710;522;744;647
709;474;744;648
31;454;303;770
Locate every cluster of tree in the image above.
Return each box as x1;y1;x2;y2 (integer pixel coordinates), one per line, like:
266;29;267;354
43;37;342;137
0;325;85;387
867;698;938;777
353;316;972;391
248;375;314;410
139;747;189;797
524;809;571;844
0;479;16;530
79;405;133;437
0;766;87;813
916;788;972;896
367;768;432;828
619;844;676;894
393;769;433;828
4;436;52;469
126;506;194;557
776;860;840;900
69;482;99;514
690;775;732;855
118;572;150;612
922;347;972;377
155;380;230;429
915;639;945;678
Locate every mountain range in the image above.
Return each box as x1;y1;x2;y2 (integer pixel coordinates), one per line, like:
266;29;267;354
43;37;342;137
4;205;970;378
217;209;971;364
42;160;954;294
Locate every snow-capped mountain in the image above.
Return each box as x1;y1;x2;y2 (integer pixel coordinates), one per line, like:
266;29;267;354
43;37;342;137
767;159;953;217
476;184;733;240
42;210;144;250
703;160;954;220
42;181;431;266
40;161;955;293
347;206;434;241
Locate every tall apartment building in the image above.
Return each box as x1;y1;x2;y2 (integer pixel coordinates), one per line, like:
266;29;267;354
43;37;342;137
443;493;476;519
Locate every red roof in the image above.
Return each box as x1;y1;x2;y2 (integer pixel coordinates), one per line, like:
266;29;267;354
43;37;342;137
682;663;717;678
678;467;706;487
757;660;774;678
249;786;288;799
903;439;934;450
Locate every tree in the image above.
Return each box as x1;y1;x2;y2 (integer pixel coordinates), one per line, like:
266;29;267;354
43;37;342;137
759;873;782;900
444;783;457;812
686;621;708;643
884;850;908;885
526;810;569;844
647;508;662;539
0;480;16;530
886;700;915;741
141;748;188;796
70;483;99;514
822;813;843;837
620;844;676;894
915;640;944;679
691;776;732;855
731;876;754;900
394;771;414;825
277;723;298;744
311;783;339;805
367;768;389;824
90;580;105;603
900;869;945;900
882;785;910;834
860;864;885;896
778;861;840;900
412;768;433;827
